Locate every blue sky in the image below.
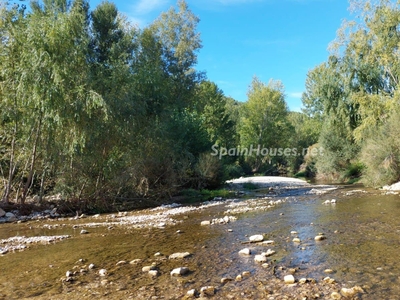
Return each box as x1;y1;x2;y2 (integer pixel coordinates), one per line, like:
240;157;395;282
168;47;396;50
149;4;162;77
89;0;352;111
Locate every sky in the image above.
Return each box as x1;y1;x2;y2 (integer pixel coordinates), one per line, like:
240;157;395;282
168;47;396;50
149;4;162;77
89;0;353;111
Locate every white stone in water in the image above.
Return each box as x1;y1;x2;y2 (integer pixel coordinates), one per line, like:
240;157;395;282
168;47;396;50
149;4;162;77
116;260;127;266
299;278;307;284
99;269;107;276
323;200;331;205
324;269;334;274
148;270;159;277
293;237;301;243
168;252;191;259
262;249;276;257
254;254;268;263
201;220;211;226
187;289;197;297
341;286;364;297
200;286;216;296
221;277;233;284
323;276;336;284
129;259;141;265
262;240;275;245
284;275;295;284
170;267;189;276
242;271;251;277
249;234;264;242
291;231;298;234
80;229;89;234
66;270;73;277
238;248;251;255
142;265;157;272
331;199;337;203
235;274;242;281
315;235;326;241
88;263;95;269
154;252;162;257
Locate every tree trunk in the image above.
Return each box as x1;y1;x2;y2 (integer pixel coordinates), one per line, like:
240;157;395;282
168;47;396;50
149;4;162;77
21;118;42;204
2;123;17;204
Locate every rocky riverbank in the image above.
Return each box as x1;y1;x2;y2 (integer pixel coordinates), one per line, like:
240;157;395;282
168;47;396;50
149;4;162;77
1;177;395;299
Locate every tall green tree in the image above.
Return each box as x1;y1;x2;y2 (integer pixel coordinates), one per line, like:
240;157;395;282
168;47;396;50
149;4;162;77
239;77;292;173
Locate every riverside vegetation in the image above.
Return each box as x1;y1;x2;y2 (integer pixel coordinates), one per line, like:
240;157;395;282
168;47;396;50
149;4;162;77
1;0;400;212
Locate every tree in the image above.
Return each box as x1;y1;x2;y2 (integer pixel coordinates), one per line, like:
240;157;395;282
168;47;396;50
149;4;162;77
194;81;235;147
0;3;27;203
239;77;292;173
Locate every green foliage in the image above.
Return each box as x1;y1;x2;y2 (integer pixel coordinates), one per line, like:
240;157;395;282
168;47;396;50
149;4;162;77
303;0;400;183
287;112;322;173
239;77;292;173
361;110;400;187
315;119;360;180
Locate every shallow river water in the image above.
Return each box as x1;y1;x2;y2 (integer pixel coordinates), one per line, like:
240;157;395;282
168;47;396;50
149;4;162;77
0;185;400;299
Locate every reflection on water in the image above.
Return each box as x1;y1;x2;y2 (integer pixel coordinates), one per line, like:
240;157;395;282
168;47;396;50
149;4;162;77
0;186;399;298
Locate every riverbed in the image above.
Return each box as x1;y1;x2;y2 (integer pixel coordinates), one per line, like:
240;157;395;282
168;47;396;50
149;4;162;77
0;184;399;299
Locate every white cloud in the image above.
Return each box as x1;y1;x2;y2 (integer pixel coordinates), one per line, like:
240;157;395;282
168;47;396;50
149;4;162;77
132;0;170;15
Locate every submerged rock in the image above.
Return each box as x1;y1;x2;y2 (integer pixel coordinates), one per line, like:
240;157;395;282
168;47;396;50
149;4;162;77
261;249;276;257
200;286;216;297
168;252;191;259
129;259;141;265
148;270;159;277
239;248;251;255
221;277;233;284
254;254;268;263
186;289;197;297
142;265;157;272
341;286;364;297
315;235;326;241
170;267;189;276
249;234;264;242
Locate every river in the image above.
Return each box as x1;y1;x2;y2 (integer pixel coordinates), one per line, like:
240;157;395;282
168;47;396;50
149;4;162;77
0;184;399;299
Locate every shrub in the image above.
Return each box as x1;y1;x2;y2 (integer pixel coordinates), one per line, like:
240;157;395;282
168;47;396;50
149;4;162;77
361;111;400;187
